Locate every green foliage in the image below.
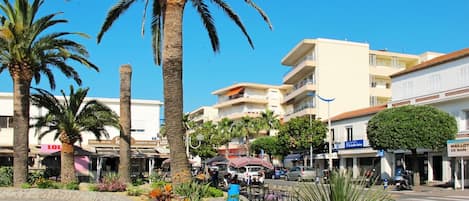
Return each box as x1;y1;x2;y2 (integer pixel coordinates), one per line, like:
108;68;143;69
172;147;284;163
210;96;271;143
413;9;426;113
0;166;13;187
174;182;211;201
367;105;457;152
36;179;59;189
88;184;99;191
127;186;145;196
64;181;80;190
277;116;328;152
206;186;224;197
28;170;45;185
149;172;163;182
293;171;392;201
151;180;168;189
132;178;145;186
96;173;127;192
251;136;279;156
21;183;32;189
191;121;221;158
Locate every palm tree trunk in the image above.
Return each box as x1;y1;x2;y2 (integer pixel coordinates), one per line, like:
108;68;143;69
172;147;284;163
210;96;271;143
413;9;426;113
163;0;191;185
61;142;75;183
119;64;132;183
12;76;31;187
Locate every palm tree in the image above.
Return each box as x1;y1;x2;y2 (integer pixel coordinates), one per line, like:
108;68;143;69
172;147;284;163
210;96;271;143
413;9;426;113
235;116;257;157
217;118;235;159
258;109;280;136
31;86;119;184
98;0;271;184
0;0;98;186
118;64;132;183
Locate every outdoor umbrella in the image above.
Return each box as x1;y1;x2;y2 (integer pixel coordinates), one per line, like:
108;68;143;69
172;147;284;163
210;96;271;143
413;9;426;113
229;157;274;169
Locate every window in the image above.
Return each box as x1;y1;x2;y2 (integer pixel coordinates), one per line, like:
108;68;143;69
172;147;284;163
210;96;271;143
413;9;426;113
346;126;353;141
331;128;335;142
465;111;469;130
369;54;376;66
0;116;13;128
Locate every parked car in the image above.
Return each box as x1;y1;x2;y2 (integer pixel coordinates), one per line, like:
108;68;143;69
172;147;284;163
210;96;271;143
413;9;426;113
266;167;286;179
284;166;316;182
236;165;264;183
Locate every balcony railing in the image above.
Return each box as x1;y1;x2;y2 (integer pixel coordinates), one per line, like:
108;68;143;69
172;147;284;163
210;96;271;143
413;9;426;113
284;55;315;76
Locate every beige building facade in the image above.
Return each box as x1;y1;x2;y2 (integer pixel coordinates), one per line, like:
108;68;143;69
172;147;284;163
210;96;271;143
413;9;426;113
281;38;441;122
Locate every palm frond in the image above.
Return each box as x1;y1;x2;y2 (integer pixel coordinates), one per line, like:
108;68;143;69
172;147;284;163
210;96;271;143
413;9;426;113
211;0;253;48
243;0;272;30
97;0;137;43
150;0;163;65
191;0;219;52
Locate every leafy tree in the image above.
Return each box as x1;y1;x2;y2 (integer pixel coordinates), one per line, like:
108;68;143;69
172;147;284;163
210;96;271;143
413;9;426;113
234;116;258;156
190;121;220;159
258;109;280;136
31;86;119;184
277;116;327;152
217;118;236;159
0;0;97;186
98;0;271;184
250;136;285;162
367;105;457;185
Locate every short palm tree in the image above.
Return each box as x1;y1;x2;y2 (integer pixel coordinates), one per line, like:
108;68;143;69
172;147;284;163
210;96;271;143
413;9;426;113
0;0;98;186
235;116;257;156
217;118;235;159
259;109;280;136
31;86;119;184
98;0;271;184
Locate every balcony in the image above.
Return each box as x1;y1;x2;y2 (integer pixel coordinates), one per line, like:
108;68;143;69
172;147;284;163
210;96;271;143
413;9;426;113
283;107;316;122
217;111;262;121
370;87;391;98
283;82;316;103
369;66;405;77
213;96;268;109
283;60;316;84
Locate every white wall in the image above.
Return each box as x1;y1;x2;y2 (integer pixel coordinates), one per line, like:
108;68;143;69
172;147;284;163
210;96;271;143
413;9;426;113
0;93;162;146
392;57;469;101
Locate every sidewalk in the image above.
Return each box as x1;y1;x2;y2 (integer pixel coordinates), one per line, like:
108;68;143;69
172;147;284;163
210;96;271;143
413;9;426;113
387;184;469;197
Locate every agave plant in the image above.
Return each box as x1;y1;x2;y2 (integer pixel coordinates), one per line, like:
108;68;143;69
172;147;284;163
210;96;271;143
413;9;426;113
293;170;393;201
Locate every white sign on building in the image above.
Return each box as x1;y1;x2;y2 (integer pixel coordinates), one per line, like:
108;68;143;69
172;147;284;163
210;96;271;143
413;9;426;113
447;139;469;157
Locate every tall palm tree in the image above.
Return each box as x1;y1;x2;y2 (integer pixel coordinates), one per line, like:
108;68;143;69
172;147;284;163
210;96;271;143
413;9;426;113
98;0;271;184
0;0;98;186
217;118;235;159
235;116;257;157
119;64;132;183
258;109;280;136
31;86;119;184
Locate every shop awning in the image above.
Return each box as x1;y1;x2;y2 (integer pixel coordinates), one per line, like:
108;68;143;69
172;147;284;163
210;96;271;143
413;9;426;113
225;87;244;96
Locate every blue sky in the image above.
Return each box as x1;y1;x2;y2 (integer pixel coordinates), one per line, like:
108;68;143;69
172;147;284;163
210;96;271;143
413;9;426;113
0;0;469;114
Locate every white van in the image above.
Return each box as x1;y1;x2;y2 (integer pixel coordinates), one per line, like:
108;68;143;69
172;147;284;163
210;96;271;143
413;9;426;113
236;166;264;183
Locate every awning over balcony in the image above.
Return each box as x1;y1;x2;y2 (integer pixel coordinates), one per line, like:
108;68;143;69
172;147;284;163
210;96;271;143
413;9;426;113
225;87;244;96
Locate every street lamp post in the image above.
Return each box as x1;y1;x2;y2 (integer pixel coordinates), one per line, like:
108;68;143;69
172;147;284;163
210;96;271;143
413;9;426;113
317;95;335;171
186;133;204;157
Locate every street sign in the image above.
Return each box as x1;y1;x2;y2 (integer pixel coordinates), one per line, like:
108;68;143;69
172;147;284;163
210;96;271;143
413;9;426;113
447;138;469;157
345;140;364;149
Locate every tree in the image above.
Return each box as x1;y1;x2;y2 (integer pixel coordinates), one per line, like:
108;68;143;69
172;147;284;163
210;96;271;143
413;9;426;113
0;0;98;186
250;136;280;160
258;109;280;136
235;116;258;156
367;105;457;185
118;64;132;183
97;0;271;184
31;86;119;184
277;116;327;152
217;118;236;159
190;121;220;159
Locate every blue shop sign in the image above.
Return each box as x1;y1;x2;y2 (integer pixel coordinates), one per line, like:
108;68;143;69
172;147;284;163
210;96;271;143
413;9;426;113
345;139;364;149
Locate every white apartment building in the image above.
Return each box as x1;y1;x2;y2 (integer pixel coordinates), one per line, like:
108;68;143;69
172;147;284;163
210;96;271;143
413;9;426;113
0;92;167;181
388;48;469;186
212;82;290;121
187;106;218;125
281;38;441;122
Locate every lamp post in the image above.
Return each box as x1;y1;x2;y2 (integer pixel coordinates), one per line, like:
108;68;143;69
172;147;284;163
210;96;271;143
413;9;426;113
317;95;335;171
186;133;204;157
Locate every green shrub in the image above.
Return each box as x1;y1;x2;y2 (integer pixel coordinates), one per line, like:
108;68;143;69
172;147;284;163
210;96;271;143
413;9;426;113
292;170;392;201
174;182;210;201
96;173;126;192
28;170;45;185
88;184;99;191
149;172;162;182
206;186;223;198
36;179;58;189
64;181;79;190
127;186;144;196
21;183;32;189
151;180;168;189
0;166;13;187
132;178;145;186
